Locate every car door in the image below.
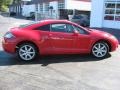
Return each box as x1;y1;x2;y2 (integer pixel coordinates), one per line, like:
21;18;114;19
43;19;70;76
49;23;76;54
73;25;91;53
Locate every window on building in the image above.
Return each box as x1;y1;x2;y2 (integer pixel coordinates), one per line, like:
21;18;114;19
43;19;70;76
45;3;49;12
58;0;65;9
39;3;43;12
105;9;115;15
104;0;120;21
117;3;120;8
35;4;38;11
104;15;114;20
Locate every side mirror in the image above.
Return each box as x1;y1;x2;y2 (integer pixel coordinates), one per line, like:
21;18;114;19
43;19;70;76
74;30;79;34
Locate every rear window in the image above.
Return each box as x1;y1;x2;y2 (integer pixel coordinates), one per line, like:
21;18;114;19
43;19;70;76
34;24;50;31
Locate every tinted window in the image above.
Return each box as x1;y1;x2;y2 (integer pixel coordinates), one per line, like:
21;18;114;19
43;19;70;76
35;24;50;31
67;24;74;33
73;26;88;34
51;24;74;33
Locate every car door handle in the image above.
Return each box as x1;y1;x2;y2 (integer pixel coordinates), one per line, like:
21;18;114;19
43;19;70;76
49;34;60;39
51;37;61;40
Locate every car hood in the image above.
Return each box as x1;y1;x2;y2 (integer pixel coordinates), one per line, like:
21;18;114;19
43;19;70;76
89;29;113;38
90;29;113;36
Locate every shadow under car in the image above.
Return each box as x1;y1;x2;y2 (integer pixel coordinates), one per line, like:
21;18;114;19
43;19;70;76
0;51;111;67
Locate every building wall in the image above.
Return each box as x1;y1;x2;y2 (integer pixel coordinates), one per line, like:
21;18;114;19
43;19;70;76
21;0;91;20
90;0;120;29
103;20;120;29
9;5;22;15
49;1;58;18
49;1;58;11
90;0;104;28
65;0;91;11
38;0;65;19
22;4;35;17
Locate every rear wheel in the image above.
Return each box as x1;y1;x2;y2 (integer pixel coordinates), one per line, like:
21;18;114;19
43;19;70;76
17;43;37;61
92;42;109;58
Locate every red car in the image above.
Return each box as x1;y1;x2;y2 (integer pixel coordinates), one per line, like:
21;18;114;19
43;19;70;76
2;20;119;61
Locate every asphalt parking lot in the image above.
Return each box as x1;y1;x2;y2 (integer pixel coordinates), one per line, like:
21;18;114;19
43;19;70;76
0;15;120;90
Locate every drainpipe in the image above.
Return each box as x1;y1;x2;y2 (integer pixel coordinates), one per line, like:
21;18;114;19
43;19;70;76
35;4;38;21
35;10;37;21
73;9;75;16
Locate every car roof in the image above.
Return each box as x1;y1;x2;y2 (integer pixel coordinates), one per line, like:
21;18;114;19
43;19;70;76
19;20;72;29
39;19;71;24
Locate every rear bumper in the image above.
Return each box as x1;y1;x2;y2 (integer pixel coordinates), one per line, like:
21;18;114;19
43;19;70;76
2;39;16;54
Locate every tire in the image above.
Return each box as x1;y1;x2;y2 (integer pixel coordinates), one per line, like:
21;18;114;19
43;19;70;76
91;41;109;58
17;43;38;61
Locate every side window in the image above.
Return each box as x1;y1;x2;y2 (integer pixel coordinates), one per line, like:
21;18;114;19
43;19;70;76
51;24;67;32
67;24;74;33
34;24;50;31
73;26;88;34
51;23;74;33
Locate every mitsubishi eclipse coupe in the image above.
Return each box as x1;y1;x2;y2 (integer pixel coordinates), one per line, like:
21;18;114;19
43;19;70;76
2;20;119;61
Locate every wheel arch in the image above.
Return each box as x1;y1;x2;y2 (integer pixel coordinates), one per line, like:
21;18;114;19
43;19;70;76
16;40;39;52
92;39;112;52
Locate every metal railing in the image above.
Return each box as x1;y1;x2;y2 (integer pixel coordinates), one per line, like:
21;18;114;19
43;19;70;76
35;12;58;21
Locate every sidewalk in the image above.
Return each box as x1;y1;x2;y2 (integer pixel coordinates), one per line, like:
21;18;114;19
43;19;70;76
0;15;31;27
93;28;120;43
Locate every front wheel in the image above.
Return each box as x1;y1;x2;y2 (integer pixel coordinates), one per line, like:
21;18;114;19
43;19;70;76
92;42;109;58
17;43;37;61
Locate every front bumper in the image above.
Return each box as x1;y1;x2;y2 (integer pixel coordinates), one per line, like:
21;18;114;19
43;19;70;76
110;39;119;52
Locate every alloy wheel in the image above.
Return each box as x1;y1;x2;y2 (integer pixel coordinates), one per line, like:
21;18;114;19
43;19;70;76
18;44;36;61
92;42;108;58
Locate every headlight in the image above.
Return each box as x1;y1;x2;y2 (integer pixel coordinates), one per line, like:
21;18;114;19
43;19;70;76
4;32;15;39
104;33;109;37
104;34;117;40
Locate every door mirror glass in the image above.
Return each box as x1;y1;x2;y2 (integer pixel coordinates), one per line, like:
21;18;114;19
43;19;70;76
73;25;89;35
74;30;79;34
